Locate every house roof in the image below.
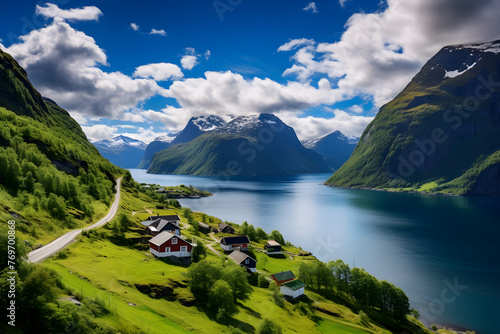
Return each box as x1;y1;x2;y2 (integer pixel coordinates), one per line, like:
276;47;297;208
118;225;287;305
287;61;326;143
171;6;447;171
149;231;190;246
271;270;295;282
221;236;250;245
282;279;306;291
267;240;281;247
228;250;256;265
218;222;233;230
148;215;180;221
148;219;180;232
198;222;210;229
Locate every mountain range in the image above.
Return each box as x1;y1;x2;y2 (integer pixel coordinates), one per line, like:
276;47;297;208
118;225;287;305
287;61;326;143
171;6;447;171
326;40;500;196
147;113;333;175
302;131;358;170
137;115;226;169
93;135;147;169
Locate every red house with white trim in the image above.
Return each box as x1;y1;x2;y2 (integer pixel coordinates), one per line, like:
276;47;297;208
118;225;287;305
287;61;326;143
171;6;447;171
149;231;194;259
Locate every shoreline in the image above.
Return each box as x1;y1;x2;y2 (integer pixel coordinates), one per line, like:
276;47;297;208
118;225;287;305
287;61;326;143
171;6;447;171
323;182;462;197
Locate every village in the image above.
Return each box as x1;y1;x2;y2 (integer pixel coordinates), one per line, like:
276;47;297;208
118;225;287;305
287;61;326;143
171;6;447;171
141;213;307;300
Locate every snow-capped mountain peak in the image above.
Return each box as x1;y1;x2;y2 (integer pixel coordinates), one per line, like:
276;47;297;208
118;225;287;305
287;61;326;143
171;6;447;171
94;135;147;149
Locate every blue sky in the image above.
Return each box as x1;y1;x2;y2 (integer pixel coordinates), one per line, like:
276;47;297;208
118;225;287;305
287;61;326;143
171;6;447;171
2;0;499;142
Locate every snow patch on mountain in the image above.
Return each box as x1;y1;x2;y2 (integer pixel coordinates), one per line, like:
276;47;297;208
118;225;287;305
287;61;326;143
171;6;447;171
458;41;500;54
444;62;478;79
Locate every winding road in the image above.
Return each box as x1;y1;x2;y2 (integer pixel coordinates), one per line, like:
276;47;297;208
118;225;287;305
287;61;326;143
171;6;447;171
28;177;122;263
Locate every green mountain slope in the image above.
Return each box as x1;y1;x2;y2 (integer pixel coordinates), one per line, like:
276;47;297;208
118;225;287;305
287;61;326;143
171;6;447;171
148;114;332;176
326;40;500;196
0;49;122;244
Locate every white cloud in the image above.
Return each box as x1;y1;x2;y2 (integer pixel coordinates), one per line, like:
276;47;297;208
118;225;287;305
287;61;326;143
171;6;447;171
303;2;318;13
180;48;200;70
278;109;374;139
181;55;198;70
339;0;350;8
150;28;167;36
130;23;139;31
4;18;163;120
36;3;102;21
133;63;184;81
83;124;119;141
277;38;315;52
347;105;364;114
154;70;348;133
204;50;211;60
280;0;500;107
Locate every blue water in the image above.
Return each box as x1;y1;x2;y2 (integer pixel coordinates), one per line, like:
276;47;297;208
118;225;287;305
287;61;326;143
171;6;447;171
129;169;500;333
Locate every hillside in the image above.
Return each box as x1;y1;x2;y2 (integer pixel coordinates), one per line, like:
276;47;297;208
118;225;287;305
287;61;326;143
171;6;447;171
148;114;332;176
94;135;147;169
326;40;500;196
29;180;432;334
303;131;357;170
0;49;122;244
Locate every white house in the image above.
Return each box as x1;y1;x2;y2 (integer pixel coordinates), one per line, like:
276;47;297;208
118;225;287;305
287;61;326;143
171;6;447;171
280;280;306;299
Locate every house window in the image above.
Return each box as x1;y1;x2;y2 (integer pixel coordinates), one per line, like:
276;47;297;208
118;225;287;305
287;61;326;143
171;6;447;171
244;258;249;264
172;238;178;244
165;247;171;253
180;246;187;252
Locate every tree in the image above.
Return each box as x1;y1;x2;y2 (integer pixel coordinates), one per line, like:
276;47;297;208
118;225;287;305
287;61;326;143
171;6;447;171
256;227;268;240
410;308;420;319
222;265;252;301
258;318;282;334
209;280;235;314
191;239;207;263
240;221;249;235
258;274;269;288
188;260;223;298
47;193;66;220
269;230;285;245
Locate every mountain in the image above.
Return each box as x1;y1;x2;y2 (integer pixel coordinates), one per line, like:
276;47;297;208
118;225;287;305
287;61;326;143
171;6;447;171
326;40;500;196
0;49;122;242
147;113;332;175
137;115;227;169
302;131;358;170
93;135;147;169
137;134;176;169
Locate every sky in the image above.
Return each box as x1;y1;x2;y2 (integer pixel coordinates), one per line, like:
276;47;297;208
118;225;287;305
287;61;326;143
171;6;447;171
1;0;500;143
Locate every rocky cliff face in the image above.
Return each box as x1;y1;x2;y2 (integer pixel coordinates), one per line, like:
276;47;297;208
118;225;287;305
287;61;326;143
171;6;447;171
326;40;500;195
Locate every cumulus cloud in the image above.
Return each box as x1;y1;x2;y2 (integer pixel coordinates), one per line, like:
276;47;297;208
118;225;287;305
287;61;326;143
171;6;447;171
4;18;162;120
150;28;167;36
278;109;374;139
36;3;102;21
130;23;139;31
303;2;318;13
83;124;119;141
153;70;344;133
280;0;500;106
181;48;199;70
133;63;184;81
